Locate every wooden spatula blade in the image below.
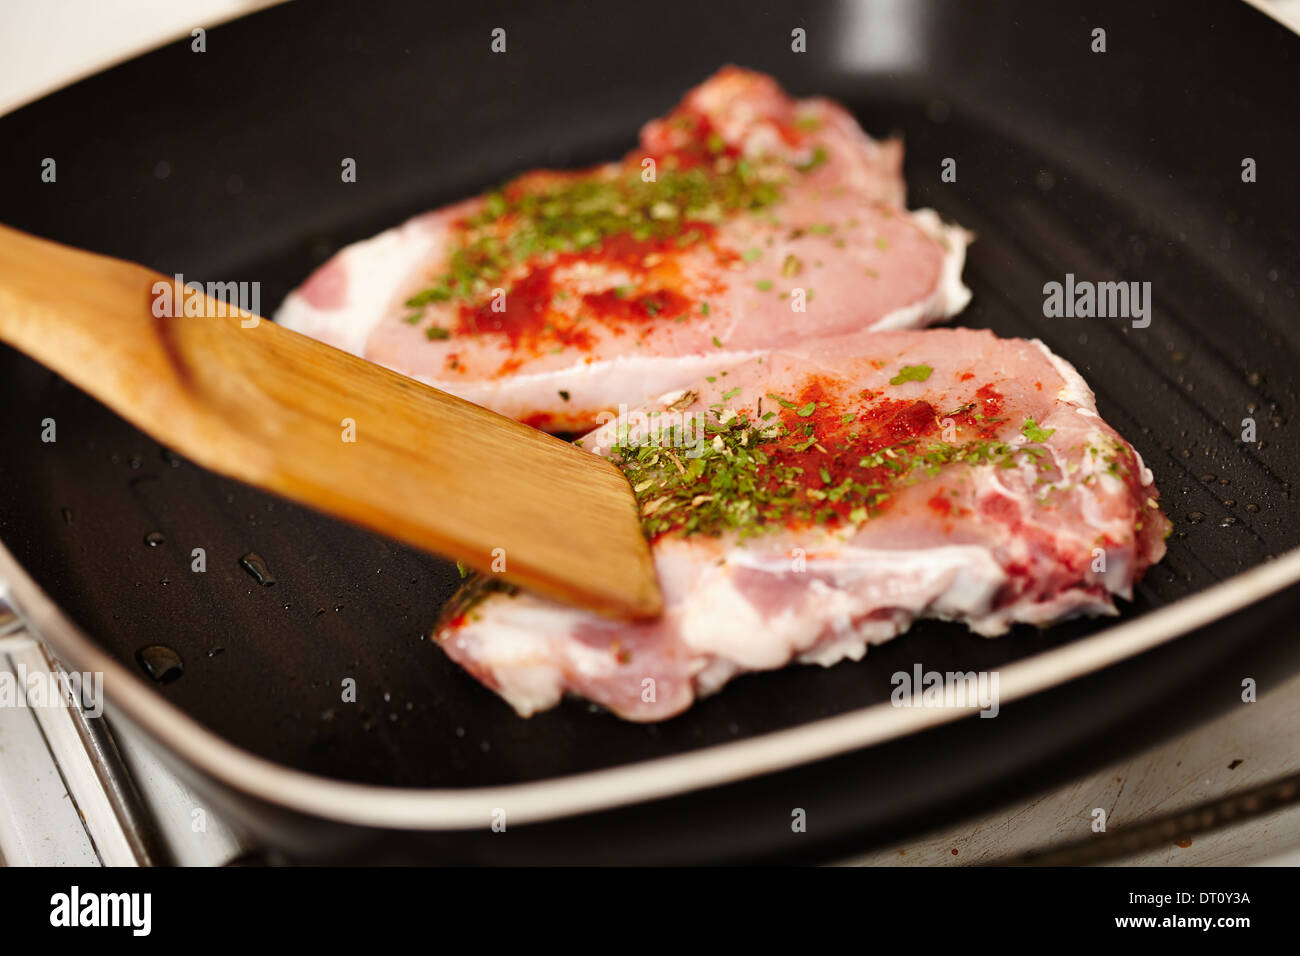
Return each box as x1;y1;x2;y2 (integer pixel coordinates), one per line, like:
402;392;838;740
0;224;662;619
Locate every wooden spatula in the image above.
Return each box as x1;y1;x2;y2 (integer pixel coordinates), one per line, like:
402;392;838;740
0;224;662;619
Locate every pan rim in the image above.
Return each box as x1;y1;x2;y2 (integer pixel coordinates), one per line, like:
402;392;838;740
1241;0;1300;35
2;538;1298;830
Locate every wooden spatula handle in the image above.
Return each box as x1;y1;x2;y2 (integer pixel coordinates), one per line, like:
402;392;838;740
0;224;663;620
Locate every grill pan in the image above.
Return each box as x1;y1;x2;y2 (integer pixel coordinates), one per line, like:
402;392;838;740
1;0;1298;863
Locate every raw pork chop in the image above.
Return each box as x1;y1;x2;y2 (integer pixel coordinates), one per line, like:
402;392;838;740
276;67;970;431
435;327;1169;721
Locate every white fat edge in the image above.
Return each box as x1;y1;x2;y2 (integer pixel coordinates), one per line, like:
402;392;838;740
1132;446;1155;487
274;220;444;357
1029;335;1164;538
870;209;972;331
676;572;820;671
676;542;1008;669
433;349;761;416
687;527;1127;658
1030;337;1099;412
1034;338;1157;489
694;657;747;698
442;584;707;719
1030;386;1156;556
442;593;696;718
973;588;1119;637
447;509;1126;712
441;615;568;718
797;612;910;668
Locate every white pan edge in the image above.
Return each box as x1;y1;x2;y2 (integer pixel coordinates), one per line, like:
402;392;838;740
2;540;1298;830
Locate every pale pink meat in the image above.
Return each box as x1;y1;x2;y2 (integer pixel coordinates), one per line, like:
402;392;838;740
435;327;1169;721
276;67;970;431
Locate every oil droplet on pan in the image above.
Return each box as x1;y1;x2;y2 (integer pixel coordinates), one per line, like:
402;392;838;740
239;552;277;586
136;644;184;683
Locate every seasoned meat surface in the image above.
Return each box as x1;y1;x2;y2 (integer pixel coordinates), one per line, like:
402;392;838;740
435;328;1170;721
277;67;970;430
